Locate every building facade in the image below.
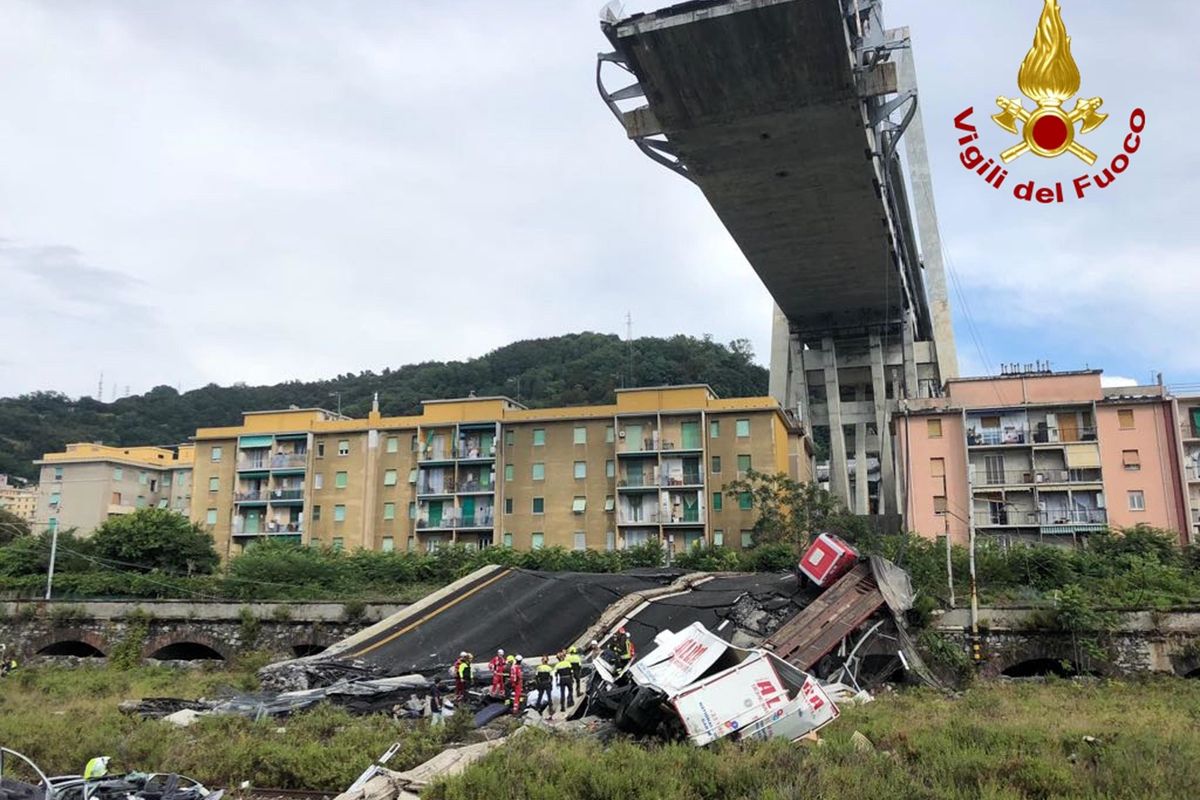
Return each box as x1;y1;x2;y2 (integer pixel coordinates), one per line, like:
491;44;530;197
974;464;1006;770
33;443;194;534
1173;394;1200;542
896;370;1191;546
190;386;812;559
0;474;38;526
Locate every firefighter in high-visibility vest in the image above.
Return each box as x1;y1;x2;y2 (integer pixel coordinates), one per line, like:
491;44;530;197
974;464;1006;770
532;656;554;714
613;628;635;670
452;652;467;700
489;649;507;697
566;646;583;694
554;651;574;711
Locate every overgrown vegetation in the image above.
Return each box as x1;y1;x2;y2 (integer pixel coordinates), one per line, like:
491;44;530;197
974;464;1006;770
3;665;1198;797
0;333;767;481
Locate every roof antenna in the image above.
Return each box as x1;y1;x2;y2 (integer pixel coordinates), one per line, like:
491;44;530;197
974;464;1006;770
625;311;634;389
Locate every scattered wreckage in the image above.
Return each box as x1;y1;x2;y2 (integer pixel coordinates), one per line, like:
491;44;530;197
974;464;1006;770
0;748;221;800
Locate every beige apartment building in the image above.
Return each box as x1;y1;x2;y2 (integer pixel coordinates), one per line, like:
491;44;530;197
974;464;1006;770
896;369;1191;546
1173;393;1200;542
189;386;812;559
33;443;194;534
0;474;38;526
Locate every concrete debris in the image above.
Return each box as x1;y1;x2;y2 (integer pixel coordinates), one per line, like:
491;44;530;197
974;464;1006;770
0;747;222;800
850;731;875;753
162;709;206;728
335;733;523;800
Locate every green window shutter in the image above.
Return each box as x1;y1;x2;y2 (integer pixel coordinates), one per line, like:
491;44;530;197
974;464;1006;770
739;491;753;510
712;492;722;511
335;472;348;489
736;419;750;437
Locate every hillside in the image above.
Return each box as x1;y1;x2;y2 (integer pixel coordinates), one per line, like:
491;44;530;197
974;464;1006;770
0;332;767;481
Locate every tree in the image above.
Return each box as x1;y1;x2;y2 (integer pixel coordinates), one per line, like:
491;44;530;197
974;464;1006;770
90;508;219;575
0;507;31;544
721;470;871;551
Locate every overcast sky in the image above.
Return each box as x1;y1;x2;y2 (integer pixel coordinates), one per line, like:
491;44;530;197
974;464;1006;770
1;0;1195;400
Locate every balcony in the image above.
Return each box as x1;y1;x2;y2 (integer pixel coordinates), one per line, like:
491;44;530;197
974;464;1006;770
1031;426;1097;444
415;514;495;531
974;509;1108;527
1182;422;1200;442
237;457;270;472
663;512;704;526
268;489;305;503
233;521;303;536
234;490;267;504
270;453;308;470
967;427;1029;447
618;476;660;490
617;512;660;525
663;472;703;488
457;479;494;494
1185;464;1200;482
974;468;1103;487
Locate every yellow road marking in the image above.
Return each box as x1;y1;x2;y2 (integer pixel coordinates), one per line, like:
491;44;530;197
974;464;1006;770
349;568;512;657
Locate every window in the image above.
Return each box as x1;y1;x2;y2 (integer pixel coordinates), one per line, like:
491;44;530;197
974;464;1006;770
573;532;587;551
316;441;325;458
933;496;948;515
208;476;219;493
574;426;587;445
574;461;587;479
334;504;346;522
332;537;344;551
605;425;614;443
737;454;752;474
381;536;395;553
712;492;723;511
531;532;545;550
505;464;514;482
710;420;720;439
111;492;121;505
113;467;123;480
532;497;545;514
206;508;218;525
927;418;943;438
532;463;545;481
314;473;324;490
606;460;615;478
139;471;148;485
713;529;724;547
533;428;546;446
605;495;615;512
741;530;754;548
1128;490;1145;511
384;469;398;486
386;436;398;454
980;416;1001;430
505;498;513;515
572;497;587;513
503;532;514;547
335;471;348;489
931;458;946;477
408;469;418;484
49;492;61;507
211;446;223;462
735;419;750;438
738;491;753;510
53;466;63;481
505;430;514;447
337;439;349;456
1122;450;1141;470
711;456;721;474
408;502;416;519
383;502;396;520
1118;409;1135;430
313;505;322;521
411;435;419;452
606;530;616;551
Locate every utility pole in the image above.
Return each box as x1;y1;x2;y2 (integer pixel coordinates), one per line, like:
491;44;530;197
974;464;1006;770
967;466;980;663
943;513;955;608
45;520;60;600
329;391;342;417
625;312;634;388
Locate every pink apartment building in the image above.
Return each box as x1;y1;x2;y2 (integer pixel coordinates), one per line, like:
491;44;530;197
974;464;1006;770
895;369;1191;546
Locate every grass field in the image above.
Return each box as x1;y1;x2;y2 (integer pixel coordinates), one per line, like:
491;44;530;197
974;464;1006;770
1;664;1197;799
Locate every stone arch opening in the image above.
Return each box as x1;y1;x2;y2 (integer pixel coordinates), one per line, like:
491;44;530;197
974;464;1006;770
148;642;225;661
1001;658;1080;678
292;644;326;658
37;640;106;658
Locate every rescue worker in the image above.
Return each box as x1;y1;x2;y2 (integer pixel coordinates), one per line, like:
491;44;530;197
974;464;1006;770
452;652;467;700
613;627;635;670
567;645;583;694
83;756;111;780
458;651;474;698
489;649;507;697
508;655;524;715
554;650;574;712
532;656;554;715
429;680;445;726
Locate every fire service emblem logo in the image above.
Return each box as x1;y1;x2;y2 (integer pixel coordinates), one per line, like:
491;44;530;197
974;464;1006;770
953;0;1145;203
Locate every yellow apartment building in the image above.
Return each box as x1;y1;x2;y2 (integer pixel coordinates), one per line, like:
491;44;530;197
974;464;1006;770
0;474;39;526
33;443;194;534
189;386;812;558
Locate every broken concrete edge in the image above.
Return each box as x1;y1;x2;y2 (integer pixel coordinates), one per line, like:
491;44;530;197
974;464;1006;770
319;565;506;660
570;571;747;650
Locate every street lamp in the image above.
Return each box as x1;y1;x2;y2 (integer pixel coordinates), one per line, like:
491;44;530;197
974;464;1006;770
505;377;521;404
329;391;342;417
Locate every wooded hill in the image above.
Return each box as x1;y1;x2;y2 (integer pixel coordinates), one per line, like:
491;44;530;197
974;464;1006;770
0;332;767;481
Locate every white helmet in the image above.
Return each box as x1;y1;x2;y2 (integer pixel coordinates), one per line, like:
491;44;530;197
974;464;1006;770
460;651;468;658
515;655;523;662
497;648;505;656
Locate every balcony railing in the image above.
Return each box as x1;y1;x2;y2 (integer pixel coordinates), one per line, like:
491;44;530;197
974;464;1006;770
619;476;659;488
234;490;266;502
967;427;1098;446
419;446;496;463
1182;423;1200;441
974;468;1103;487
665;473;703;487
415;514;495;530
663;512;704;525
270;454;307;469
457;480;494;493
269;489;305;502
233;521;303;535
238;458;269;471
1031;426;1098;444
618;512;660;525
975;509;1108;527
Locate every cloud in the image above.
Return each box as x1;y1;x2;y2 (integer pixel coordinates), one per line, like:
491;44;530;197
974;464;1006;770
1101;376;1138;389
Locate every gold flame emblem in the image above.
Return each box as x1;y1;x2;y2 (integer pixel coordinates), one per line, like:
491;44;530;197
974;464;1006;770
992;0;1107;164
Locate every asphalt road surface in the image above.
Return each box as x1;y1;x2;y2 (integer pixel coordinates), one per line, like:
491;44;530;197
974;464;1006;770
338;568;679;674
